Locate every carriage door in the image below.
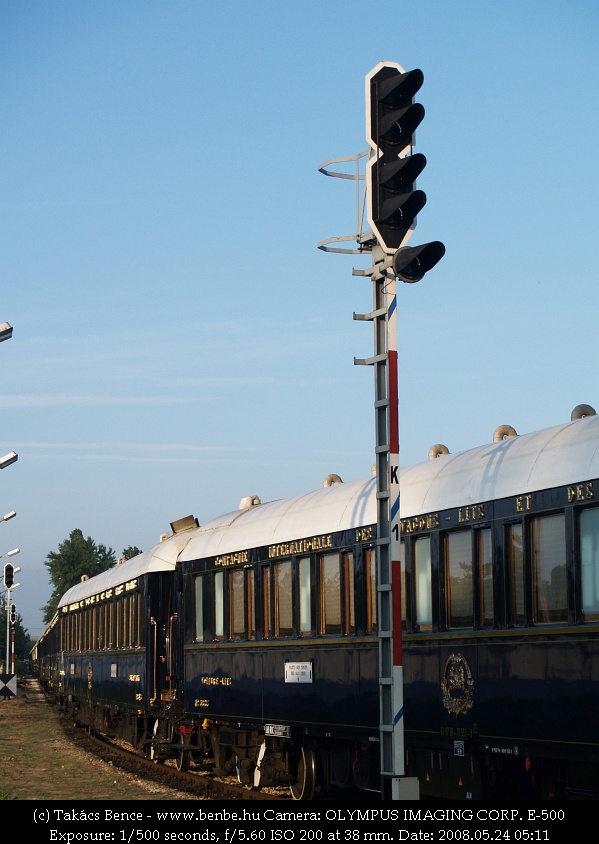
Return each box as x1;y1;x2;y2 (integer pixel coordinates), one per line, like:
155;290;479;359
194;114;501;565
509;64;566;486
149;576;177;706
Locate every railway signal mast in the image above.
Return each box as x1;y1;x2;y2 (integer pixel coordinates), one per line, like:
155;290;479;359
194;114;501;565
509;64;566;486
3;555;20;677
318;61;444;800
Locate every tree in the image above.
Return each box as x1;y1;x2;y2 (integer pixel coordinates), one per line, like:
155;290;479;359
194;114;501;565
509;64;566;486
122;545;142;560
42;529;116;624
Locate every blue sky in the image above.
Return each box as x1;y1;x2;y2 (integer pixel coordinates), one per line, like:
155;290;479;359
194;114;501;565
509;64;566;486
2;1;598;639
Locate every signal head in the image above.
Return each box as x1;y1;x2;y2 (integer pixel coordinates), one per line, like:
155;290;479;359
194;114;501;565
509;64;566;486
392;242;446;283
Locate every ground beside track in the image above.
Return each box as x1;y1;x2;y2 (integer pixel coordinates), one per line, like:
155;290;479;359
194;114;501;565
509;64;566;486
0;676;198;801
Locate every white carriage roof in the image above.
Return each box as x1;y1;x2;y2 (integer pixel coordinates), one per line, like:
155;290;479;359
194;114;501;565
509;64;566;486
400;413;599;517
57;530;195;609
58;414;599;604
179;475;378;562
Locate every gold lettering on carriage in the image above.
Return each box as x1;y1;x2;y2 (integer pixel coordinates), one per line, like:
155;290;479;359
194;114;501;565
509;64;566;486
268;534;333;558
215;551;249;567
201;676;232;686
567;481;594;502
400;513;440;534
516;494;533;511
458;504;485;523
61;578;139;612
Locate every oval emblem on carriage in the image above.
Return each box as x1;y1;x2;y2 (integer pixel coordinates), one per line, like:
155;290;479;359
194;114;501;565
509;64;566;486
441;652;474;716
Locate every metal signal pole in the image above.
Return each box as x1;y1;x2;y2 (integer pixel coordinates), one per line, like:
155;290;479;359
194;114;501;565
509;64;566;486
318;60;444;800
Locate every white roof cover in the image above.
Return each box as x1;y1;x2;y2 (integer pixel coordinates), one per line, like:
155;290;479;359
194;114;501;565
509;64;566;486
400;414;599;517
58;531;195;608
56;415;599;598
179;476;378;562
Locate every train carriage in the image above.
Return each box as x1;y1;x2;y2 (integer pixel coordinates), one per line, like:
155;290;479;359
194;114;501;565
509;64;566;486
34;531;196;753
399;410;599;799
31;407;599;800
177;475;381;797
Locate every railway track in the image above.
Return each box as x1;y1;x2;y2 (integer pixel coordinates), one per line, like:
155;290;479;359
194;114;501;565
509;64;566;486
39;684;379;802
59;715;290;801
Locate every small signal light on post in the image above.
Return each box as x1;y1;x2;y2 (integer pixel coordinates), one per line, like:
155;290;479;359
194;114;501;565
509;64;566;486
9;604;16;624
3;563;14;589
392;241;446;283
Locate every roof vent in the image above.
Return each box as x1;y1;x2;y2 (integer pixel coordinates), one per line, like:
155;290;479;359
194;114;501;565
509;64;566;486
494;425;518;442
323;473;343;487
571;404;596;420
117;556;125;566
81;574;89;582
159;532;170;543
170;515;199;534
429;443;450;459
239;495;261;509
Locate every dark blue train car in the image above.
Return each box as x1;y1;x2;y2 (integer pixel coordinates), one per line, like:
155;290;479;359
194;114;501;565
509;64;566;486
35;532;195;753
398;410;599;799
32;407;599;800
177;476;380;797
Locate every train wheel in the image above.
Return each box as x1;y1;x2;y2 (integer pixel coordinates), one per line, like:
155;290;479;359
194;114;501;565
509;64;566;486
176;735;191;772
290;747;316;801
236;755;259;790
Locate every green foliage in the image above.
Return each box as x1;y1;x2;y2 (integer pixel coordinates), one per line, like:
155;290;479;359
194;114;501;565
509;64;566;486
122;545;143;560
42;529;116;624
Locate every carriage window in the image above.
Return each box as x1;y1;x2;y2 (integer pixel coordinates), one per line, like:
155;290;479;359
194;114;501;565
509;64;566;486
299;556;311;635
275;560;293;636
531;514;566;623
97;604;104;648
400;541;406;632
246;569;256;640
124;595;132;647
262;566;271;638
446;530;473;628
214;571;225;640
123;595;132;648
414;536;432;630
194;576;203;642
125;596;131;647
319;552;341;635
119;598;125;648
507;523;525;626
343;552;355;634
115;599;122;648
107;601;114;649
136;592;142;646
478;528;493;627
230;569;245;640
365;548;378;633
581;507;599;620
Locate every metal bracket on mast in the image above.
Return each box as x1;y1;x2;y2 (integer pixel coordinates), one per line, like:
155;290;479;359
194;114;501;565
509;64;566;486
316;149;376;255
